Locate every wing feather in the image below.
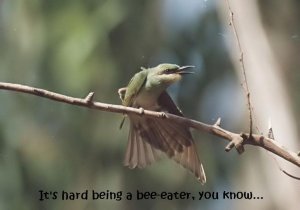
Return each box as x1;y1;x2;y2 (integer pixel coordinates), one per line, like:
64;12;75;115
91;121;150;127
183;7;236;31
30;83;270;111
122;70;148;107
123;89;206;183
124;121;162;169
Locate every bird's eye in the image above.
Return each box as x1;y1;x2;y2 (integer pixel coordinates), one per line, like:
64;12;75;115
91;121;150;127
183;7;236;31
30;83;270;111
164;68;176;74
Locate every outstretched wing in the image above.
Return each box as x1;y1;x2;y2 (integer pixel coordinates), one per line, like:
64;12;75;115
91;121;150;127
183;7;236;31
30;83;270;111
124;120;162;169
158;91;206;183
124;91;206;184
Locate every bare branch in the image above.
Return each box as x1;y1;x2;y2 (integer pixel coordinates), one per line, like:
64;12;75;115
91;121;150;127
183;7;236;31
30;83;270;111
225;0;254;136
0;81;299;168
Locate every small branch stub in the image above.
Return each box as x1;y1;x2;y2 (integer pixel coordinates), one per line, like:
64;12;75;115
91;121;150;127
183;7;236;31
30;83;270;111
139;107;145;115
214;117;221;127
225;133;245;154
85;92;95;103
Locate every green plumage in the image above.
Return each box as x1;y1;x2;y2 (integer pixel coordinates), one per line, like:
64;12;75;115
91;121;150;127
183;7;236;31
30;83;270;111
119;63;206;184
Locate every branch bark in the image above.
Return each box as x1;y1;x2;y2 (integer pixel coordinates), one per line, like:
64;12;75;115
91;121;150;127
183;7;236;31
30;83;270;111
0;81;299;167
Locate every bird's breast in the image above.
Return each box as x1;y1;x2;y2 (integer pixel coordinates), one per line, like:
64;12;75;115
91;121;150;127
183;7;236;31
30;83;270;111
134;88;161;110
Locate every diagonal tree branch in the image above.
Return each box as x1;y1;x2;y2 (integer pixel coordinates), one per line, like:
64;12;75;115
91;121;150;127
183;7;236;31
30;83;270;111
0;81;299;168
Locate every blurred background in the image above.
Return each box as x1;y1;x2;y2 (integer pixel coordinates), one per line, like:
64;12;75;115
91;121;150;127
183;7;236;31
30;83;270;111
0;0;299;209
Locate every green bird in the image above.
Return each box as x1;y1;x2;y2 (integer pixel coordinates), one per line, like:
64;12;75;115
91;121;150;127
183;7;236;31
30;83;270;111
119;63;206;184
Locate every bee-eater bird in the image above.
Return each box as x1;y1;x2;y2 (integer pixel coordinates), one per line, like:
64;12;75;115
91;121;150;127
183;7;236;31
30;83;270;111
119;63;206;184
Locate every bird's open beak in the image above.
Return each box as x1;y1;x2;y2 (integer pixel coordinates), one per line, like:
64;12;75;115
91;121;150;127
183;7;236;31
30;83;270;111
177;65;195;75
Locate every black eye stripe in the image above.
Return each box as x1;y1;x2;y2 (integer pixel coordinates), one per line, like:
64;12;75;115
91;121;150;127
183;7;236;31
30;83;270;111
164;68;177;74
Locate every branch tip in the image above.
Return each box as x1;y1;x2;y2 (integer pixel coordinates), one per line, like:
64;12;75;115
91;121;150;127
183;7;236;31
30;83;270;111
225;142;235;152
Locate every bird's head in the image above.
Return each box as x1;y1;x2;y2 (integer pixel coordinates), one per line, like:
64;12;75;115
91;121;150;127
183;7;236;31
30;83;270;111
148;63;194;86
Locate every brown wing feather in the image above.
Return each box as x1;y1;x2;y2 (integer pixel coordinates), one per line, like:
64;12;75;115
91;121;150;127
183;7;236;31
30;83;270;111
157;91;184;116
124;120;161;169
123;91;206;184
154;118;206;184
157;91;206;183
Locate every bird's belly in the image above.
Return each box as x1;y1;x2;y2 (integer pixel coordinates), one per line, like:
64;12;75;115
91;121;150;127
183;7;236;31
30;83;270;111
134;90;160;110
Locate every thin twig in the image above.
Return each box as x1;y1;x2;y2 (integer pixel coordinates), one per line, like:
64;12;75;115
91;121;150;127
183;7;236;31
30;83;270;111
225;0;300;180
225;0;254;136
0;81;300;168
